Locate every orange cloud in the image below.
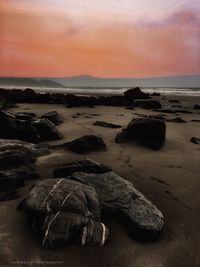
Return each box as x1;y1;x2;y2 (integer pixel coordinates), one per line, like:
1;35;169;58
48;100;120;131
0;1;200;77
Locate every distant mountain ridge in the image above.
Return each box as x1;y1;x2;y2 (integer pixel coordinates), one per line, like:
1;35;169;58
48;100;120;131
0;77;63;88
0;75;200;88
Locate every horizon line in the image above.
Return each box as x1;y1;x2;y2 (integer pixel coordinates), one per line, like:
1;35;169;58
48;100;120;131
0;74;200;80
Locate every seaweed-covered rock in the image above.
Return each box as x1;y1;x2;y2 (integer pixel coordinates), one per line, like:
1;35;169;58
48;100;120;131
115;118;166;150
31;118;62;141
22;178;109;248
54;159;112;178
41;111;64;125
66;171;164;241
57;135;107;154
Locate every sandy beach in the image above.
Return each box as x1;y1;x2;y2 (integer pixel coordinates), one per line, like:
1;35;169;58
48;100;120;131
0;93;200;267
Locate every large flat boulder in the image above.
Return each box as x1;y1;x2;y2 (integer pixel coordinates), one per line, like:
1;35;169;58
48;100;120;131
62;170;164;241
115;118;166;150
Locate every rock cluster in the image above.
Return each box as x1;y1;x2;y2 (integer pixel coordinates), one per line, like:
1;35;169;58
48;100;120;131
21;159;164;248
0;110;63;143
0;88;163;109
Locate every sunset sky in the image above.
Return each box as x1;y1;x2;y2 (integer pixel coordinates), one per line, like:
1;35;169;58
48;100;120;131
0;0;200;78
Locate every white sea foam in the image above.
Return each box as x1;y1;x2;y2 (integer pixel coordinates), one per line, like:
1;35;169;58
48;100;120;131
1;86;200;97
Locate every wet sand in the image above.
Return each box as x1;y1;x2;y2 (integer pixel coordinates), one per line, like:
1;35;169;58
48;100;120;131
0;94;200;267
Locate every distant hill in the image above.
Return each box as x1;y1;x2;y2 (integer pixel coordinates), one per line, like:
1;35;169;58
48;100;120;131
0;75;200;88
0;77;63;88
51;75;200;88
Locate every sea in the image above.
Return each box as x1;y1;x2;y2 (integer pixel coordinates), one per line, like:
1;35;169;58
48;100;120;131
1;86;200;97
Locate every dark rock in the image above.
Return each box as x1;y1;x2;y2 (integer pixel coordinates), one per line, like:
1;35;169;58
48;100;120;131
31;118;62;141
124;87;150;99
15;112;36;121
191;119;200;122
66;170;164;241
190;137;200;144
147;115;165;121
0;111;40;143
0;168;39;192
22;178;109;247
151;93;161;96
0;139;50;200
193;104;200;110
0;150;35;169
94;121;122;129
169;100;180;103
115;130;129;143
176;109;192;114
115;118;166;150
126;105;135;110
171;105;182;108
0;139;50;158
0;96;6;110
90;114;100;117
58;135;107;154
24;88;36;96
167;117;186;123
156;109;176;114
13;120;40;143
54;158;112;178
135;100;162;110
0;190;19;201
41;111;64;125
0;171;25;191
